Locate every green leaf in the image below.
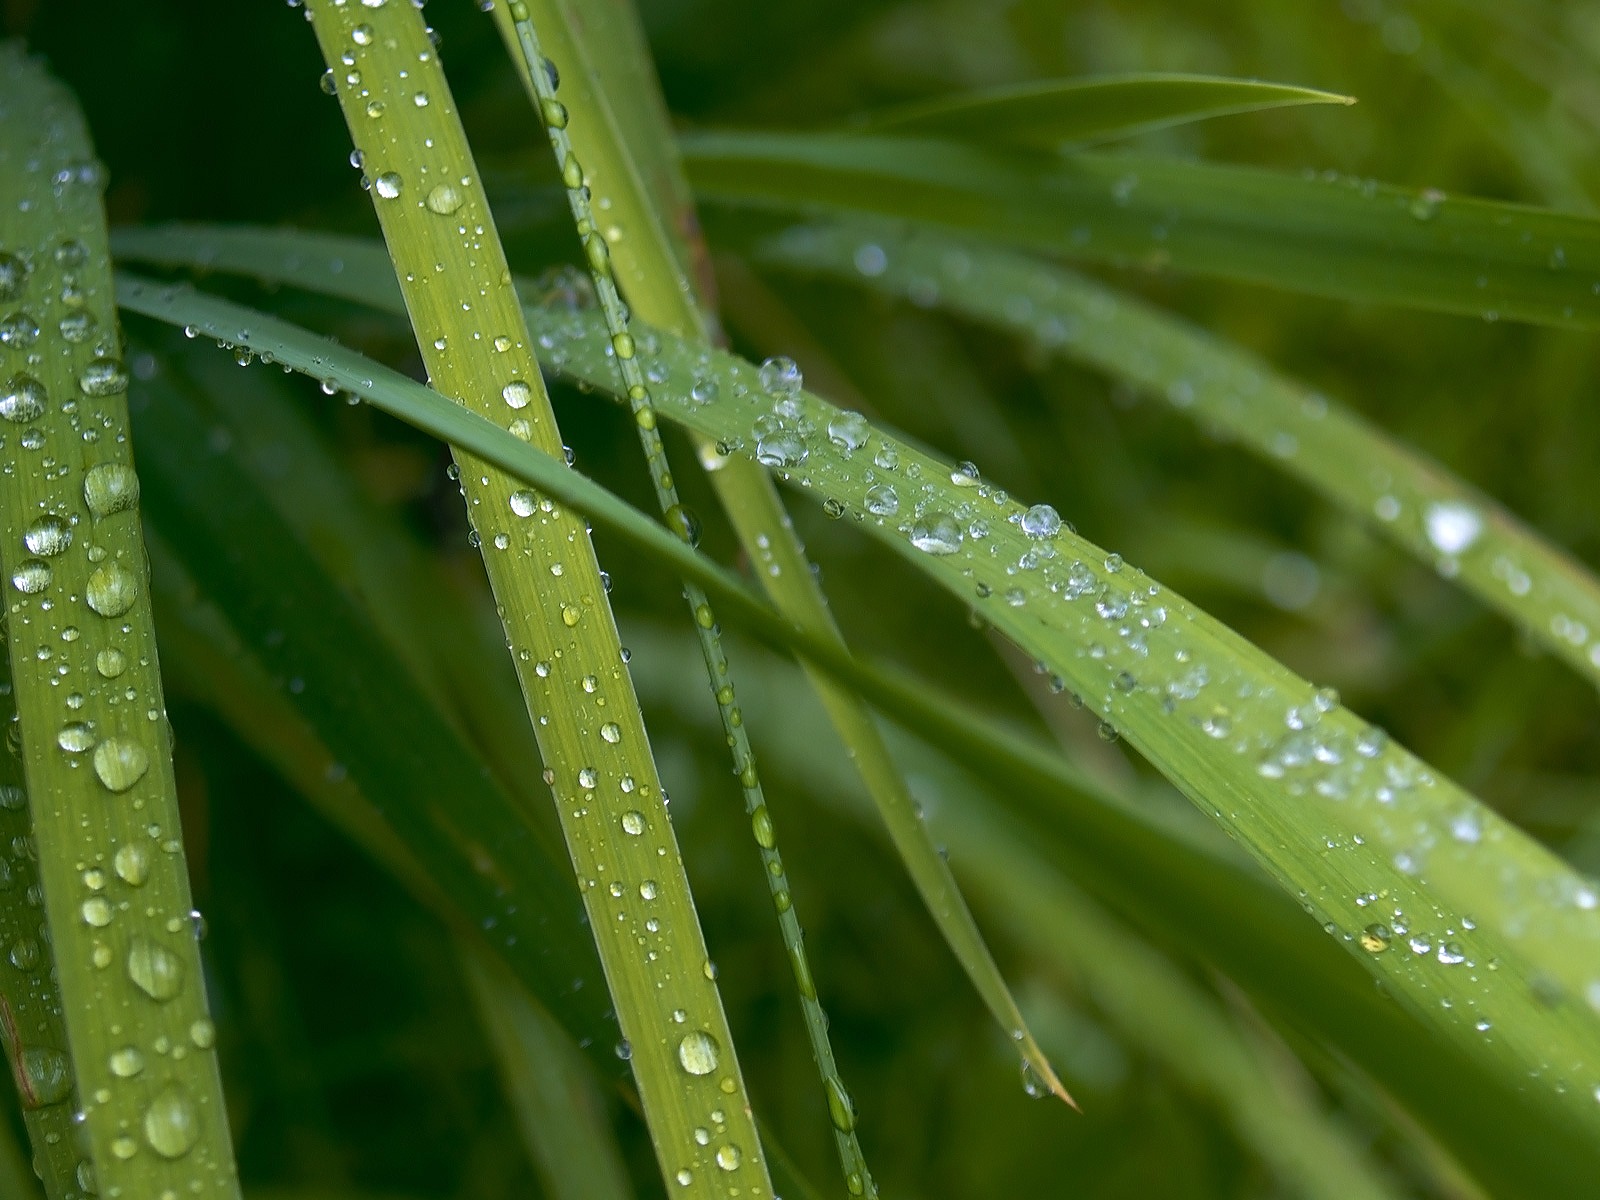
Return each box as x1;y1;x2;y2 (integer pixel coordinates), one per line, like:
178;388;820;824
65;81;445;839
755;220;1600;693
858;73;1355;149
679;130;1600;328
0;45;241;1199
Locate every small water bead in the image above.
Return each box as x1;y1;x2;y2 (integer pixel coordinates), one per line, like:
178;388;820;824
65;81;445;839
86;563;137;617
863;483;899;516
754;428;806;468
109;1045;145;1078
57;722;94;752
677;1029;720;1075
83;463;139;517
827;410;870;451
12;559;51;594
81;897;112;927
351;21;374;44
93;737;150;792
600;722;621;744
1359;924;1391;953
426;182;464;215
665;504;701;547
143;1086;199;1159
690;377;719;404
577;767;598;790
0;310;39;347
1;373;47;422
58;309;94;343
19;1047;72;1108
0;251;28;301
910;514;963;555
758;355;802;396
126;937;184;1001
9;938;39;971
1020;503;1061;538
502;379;533;409
1424;500;1483;556
715;1144;742;1172
639;880;658;900
114;842;150;886
675;1169;693;1187
190;1019;216;1050
950;461;981;487
826;1077;857;1131
78;357;128;397
95;647;128;678
23;515;71;557
620;810;645;836
373;171;403;200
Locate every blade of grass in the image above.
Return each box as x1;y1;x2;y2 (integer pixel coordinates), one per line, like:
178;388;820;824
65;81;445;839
0;46;240;1199
494;10;884;1192
491;0;1071;1114
113;272;1600;1195
755;220;1600;693
299;5;773;1193
679;130;1600;328
625;621;1410;1200
0;1114;39;1200
857;73;1356;149
462;948;635;1200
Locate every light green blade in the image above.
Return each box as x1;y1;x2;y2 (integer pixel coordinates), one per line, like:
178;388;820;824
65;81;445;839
0;45;240;1199
111;273;1600;1172
858;73;1355;149
754;220;1600;692
678;130;1600;328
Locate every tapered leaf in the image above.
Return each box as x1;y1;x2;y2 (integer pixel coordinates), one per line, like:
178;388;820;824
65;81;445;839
859;74;1355;149
679;130;1600;328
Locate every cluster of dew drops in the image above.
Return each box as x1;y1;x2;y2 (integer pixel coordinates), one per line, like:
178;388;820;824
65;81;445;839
2;233;219;1185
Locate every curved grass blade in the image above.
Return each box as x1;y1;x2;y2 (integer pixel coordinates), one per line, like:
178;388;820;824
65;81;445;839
113;272;1600;1194
0;1115;39;1200
299;5;772;1193
679;131;1600;329
492;0;1071;1115
858;74;1355;150
496;11;883;1190
757;220;1600;692
0;45;240;1200
624;622;1410;1200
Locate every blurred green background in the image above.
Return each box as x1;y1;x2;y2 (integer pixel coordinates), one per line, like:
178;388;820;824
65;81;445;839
6;1;1599;1196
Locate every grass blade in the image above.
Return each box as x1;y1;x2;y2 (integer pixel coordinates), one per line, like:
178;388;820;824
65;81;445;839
679;131;1600;328
299;5;772;1193
495;10;884;1192
0;45;240;1199
756;220;1600;692
113;270;1600;1193
858;73;1356;149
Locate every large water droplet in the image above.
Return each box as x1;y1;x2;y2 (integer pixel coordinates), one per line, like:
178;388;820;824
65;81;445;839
126;937;184;1001
1020;504;1062;538
863;483;898;516
715;1144;742;1172
86;563;137;617
425;182;464;215
93;737;149;793
83;464;139;518
827;410;870;452
677;1029;720;1075
109;1045;145;1078
57;722;95;753
1424;501;1483;556
910;514;963;555
1;373;47;422
758;356;802;396
78;357;128;397
0;252;28;302
23;515;71;557
19;1047;71;1108
373;171;403;200
12;559;51;594
502;379;533;409
143;1086;199;1159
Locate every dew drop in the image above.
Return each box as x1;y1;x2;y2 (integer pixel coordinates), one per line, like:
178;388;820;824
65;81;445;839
758;355;802;396
93;737;149;793
23;515;71;557
96;648;128;678
677;1029;720;1075
78;357;128;397
19;1047;71;1108
142;1086;199;1159
503;379;533;409
1424;501;1483;556
1020;504;1061;538
863;483;898;516
909;514;963;555
0;252;28;302
826;1076;857;1131
113;842;150;886
600;722;621;744
83;463;140;518
1359;924;1391;954
827;410;870;452
126;937;184;1001
425;182;464;215
0;373;47;422
86;563;137;617
109;1045;145;1078
81;897;112;927
715;1144;742;1172
620;810;645;836
373;171;403;200
57;722;94;753
12;559;51;594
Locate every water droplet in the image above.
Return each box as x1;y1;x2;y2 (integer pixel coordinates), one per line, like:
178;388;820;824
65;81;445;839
109;1046;145;1078
86;564;137;617
0;310;39;347
0;252;28;302
83;464;140;518
373;171;403;200
715;1144;742;1172
426;182;464;215
677;1029;720;1075
351;22;374;45
864;483;898;516
12;560;51;594
126;937;184;1001
758;355;802;396
96;648;128;678
600;722;620;744
826;1077;857;1130
19;1047;71;1108
508;489;537;518
189;1019;216;1050
1409;187;1445;220
1424;501;1483;556
58;309;94;343
78;357;128;397
1359;923;1391;953
1020;1060;1050;1099
502;379;533;409
620;810;645;836
1020;504;1061;538
57;722;94;753
577;767;598;789
675;1169;693;1187
1;373;47;422
93;738;149;793
143;1086;199;1159
23;515;71;557
910;514;963;555
827;410;870;451
114;842;150;886
81;896;112;927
